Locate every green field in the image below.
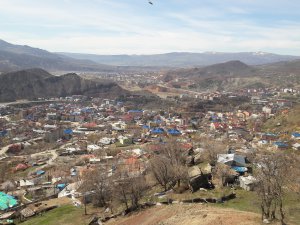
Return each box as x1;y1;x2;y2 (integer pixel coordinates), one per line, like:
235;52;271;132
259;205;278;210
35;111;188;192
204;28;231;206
19;205;89;225
216;189;300;225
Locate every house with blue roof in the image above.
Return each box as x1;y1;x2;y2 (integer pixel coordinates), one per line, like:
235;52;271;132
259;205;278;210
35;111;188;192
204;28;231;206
64;129;73;135
150;128;165;134
232;166;248;174
291;132;300;140
153;119;162;124
261;132;278;141
167;129;181;136
273;141;289;150
128;109;143;113
0;130;7;137
36;170;45;176
56;183;67;191
142;125;150;130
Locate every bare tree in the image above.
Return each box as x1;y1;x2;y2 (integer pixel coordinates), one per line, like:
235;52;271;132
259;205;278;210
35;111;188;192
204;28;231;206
200;138;227;165
254;152;298;224
114;179;130;211
0;162;9;183
83;166;112;208
160;139;186;166
149;156;175;191
172;164;188;188
159;140;189;187
113;174;148;211
127;176;148;209
87;133;100;144
213;163;236;187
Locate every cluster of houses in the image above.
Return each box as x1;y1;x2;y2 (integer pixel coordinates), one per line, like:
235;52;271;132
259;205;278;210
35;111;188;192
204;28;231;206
0;88;299;223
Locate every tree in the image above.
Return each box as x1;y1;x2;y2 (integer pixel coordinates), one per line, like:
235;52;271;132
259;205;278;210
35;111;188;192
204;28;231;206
200;137;227;165
149;156;175;191
213;163;236;187
113;174;148;211
87;133;100;144
83;167;112;208
254;152;298;224
160;139;185;166
114;179;130;211
127;176;148;209
0;162;9;183
159;140;189;188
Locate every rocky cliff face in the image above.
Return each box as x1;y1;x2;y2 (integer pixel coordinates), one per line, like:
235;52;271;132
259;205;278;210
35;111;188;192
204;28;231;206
0;68;127;102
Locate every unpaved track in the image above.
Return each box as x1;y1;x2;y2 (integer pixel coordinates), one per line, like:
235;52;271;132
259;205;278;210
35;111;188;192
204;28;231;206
106;204;262;225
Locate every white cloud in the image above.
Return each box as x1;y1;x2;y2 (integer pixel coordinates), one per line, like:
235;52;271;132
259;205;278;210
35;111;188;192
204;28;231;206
0;0;299;55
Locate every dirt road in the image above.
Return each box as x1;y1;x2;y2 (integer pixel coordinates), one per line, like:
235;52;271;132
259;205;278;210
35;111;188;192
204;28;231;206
106;204;262;225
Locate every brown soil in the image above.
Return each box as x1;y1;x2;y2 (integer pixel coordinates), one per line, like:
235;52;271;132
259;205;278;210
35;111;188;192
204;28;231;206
106;204;262;225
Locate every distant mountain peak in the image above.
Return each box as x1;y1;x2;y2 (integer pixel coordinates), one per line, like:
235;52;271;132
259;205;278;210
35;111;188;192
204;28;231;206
203;51;222;55
0;39;11;47
252;51;271;56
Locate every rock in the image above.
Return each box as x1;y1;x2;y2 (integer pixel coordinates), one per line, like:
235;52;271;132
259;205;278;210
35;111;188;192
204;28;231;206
158;195;167;199
194;153;203;164
263;219;270;224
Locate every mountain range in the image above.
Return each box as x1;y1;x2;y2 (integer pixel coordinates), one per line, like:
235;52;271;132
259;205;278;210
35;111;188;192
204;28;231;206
1;59;300;101
1;39;300;73
59;51;300;67
0;39;152;73
0;68;127;102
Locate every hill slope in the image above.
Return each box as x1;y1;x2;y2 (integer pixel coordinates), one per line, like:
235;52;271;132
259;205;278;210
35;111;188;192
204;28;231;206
263;105;300;133
0;39;122;72
161;59;300;91
0;68;127;102
259;59;300;76
163;60;257;81
106;204;261;225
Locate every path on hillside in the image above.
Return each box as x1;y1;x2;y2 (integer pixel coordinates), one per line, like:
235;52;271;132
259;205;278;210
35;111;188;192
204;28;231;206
106;204;262;225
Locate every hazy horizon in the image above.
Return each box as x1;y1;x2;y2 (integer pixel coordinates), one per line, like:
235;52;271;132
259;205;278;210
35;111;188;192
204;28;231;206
0;0;300;55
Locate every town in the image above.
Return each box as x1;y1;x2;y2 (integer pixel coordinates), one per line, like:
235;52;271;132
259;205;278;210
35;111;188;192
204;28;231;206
0;81;299;224
1;0;300;224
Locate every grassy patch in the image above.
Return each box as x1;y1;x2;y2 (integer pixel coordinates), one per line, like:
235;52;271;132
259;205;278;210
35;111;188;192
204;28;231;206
167;187;234;202
12;167;36;179
215;189;260;213
18;205;88;225
262;105;300;133
216;189;300;225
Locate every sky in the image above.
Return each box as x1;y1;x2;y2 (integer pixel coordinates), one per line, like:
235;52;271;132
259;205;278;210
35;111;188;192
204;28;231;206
0;0;300;55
